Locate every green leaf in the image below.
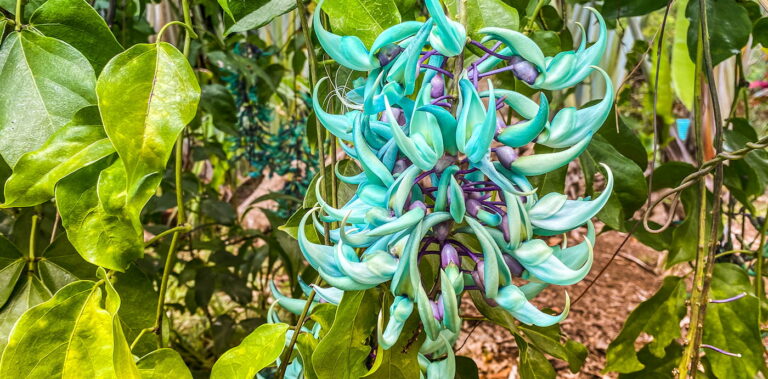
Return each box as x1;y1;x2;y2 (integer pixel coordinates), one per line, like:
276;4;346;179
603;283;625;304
754;18;768;48
137;348;193;379
210;322;289;379
671;0;694;110
0;235;25;308
0;0;47;20
313;289;381;379
322;0;402;48
446;0;519;38
2;106;115;207
0;279;140;378
113;266;157;356
29;0;123;73
601;0;668;19
516;335;556;379
200;84;238;135
221;0;297;34
0;276;51;352
686;0;751;66
619;343;682;378
702;264;766;378
0;31;96;166
296;332;320;379
363;297;421;379
519;324;587;373
38;234;97;292
56;157;144;271
598;108;648;170
604;276;687;374
96;42;200;212
455;356;480;379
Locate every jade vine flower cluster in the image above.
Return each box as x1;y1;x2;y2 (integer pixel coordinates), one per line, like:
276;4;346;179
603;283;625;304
274;1;614;376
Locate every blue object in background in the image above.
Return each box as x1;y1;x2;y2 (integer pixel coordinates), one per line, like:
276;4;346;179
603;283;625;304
676;118;691;141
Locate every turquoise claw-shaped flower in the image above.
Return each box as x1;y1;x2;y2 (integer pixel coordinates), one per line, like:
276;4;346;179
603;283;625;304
492;284;570;326
425;0;466;57
537;67;613;148
457;78;497;163
513;238;593;285
508;135;592;176
529;164;614;235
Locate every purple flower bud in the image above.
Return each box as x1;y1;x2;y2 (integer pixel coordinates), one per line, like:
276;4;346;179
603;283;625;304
466;198;481;217
440;244;460;267
471;261;485;289
500;214;510;242
430;75;445;98
431;298;444;321
509;55;539;85
495;146;517;169
377;44;404;66
393;158;409;174
502;254;524;277
495;117;506;136
409;200;428;213
382;107;403;125
433;221;453;242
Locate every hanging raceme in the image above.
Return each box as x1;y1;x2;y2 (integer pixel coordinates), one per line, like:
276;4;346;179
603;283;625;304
267;0;614;376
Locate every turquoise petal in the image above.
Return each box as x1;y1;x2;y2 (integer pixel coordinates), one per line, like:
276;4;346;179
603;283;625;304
493;285;570;326
425;0;466;57
509;133;592;176
314;0;379;71
530;164;613;235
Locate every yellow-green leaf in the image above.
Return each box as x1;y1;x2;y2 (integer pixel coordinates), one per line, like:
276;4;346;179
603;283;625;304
137;349;193;379
3;106;115;207
0;279;140;378
211;322;289;379
0;276;51;352
96;42;200;211
56;158;143;271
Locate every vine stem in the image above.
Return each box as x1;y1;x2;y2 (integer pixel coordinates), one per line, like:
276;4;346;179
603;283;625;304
27;215;37;274
275;2;324;377
151;0;194;350
755;207;768;322
679;0;725;374
524;0;547;32
14;0;21;30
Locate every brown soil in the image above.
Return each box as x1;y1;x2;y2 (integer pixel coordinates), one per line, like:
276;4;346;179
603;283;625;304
457;230;664;378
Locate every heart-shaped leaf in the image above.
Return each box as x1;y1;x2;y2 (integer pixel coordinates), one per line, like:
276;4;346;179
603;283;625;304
0;31;96;166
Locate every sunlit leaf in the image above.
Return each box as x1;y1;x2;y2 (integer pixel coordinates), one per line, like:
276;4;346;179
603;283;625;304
56;158;143;271
0;279;140;378
210;322;289;379
0;276;51;352
137;348;192;379
2;106;115;207
96;41;200;212
0;31;96;166
322;0;402;48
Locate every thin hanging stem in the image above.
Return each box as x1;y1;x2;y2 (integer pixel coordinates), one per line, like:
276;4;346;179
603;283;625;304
152;0;194;349
524;0;547;32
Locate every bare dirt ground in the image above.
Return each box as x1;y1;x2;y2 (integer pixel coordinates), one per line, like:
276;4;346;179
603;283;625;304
457;230;664;378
